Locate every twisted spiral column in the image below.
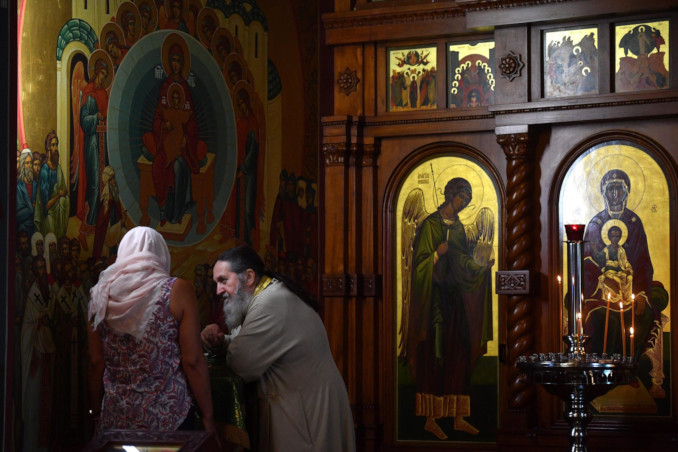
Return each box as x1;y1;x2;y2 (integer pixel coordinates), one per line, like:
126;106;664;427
498;131;537;409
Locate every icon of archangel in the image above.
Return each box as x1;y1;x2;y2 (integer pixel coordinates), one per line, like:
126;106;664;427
398;175;495;440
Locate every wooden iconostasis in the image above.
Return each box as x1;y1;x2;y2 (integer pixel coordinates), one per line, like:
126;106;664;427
320;1;678;450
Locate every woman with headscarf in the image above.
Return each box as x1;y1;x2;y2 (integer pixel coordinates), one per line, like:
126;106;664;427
87;226;216;436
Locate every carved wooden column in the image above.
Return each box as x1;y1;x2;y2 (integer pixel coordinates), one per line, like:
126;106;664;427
496;126;537;415
351;139;381;449
321;116;382;450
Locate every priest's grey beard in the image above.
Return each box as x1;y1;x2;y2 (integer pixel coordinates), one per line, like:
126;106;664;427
222;275;252;331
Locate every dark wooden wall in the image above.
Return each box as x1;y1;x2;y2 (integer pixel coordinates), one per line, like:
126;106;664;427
2;0;17;450
319;0;678;450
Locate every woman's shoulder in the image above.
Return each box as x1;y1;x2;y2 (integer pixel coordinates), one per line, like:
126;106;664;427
169;277;193;298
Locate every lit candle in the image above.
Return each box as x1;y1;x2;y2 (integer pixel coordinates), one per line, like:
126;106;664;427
557;275;563;335
630;327;635;357
577;311;583;339
631;293;635;357
619;301;626;356
603;292;611;354
571;276;575;335
564;224;586;242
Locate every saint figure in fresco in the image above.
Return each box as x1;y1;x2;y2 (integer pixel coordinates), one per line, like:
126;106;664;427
32;151;43;185
400;177;494;439
34;131;69;240
92;166;127;259
137;0;158;36
20;255;55;451
158;0;195;35
118;3;141;48
235;88;260;246
212;28;233;68
74;50;112;250
142;33;206;225
51;259;89;446
103;28;125;71
17;148;37;238
418;67;436;107
582;169;663;361
197;7;218;48
224;85;264;246
267;170;309;277
409;75;418;108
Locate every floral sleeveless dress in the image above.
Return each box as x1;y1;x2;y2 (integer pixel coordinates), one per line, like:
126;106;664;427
98;277;192;431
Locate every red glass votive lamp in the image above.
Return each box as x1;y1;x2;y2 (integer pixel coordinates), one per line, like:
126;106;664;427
564;224;586;242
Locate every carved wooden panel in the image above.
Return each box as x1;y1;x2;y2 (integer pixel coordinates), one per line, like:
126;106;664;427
496;270;531;294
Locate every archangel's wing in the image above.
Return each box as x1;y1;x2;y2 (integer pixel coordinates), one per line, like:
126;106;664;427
398;188;428;359
463;206;495;266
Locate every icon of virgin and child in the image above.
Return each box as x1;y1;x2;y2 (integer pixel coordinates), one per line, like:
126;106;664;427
142;32;207;225
582;169;665;362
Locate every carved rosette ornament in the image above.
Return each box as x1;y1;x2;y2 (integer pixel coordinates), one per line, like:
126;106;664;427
498;51;525;82
337;67;360;96
497;131;537;410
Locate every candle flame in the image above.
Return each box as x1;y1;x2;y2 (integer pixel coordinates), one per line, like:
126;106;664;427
632;293;635;300
630;327;634;335
577;312;581;319
619;301;623;309
557;275;561;283
607;292;611;300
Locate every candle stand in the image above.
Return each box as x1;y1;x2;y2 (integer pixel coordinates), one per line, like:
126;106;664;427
517;346;637;452
516;226;638;451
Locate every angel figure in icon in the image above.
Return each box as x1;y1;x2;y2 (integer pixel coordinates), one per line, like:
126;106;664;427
399;177;494;439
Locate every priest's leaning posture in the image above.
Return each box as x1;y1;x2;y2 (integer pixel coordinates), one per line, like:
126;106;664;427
201;245;356;452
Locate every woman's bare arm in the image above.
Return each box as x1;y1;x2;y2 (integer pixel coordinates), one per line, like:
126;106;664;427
170;278;216;435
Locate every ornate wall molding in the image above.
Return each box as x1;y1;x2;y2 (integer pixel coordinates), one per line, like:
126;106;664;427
321;273;381;297
322;143;348;167
492;95;678;114
324;8;463;31
354;143;378;168
323;143;379;168
322;113;494;129
337;67;360;96
322;96;677;131
325;0;578;31
457;0;576;12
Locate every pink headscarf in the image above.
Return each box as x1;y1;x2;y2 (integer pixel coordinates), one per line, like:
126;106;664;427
89;226;172;339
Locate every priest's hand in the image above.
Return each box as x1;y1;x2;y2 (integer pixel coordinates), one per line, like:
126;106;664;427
201;323;225;350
